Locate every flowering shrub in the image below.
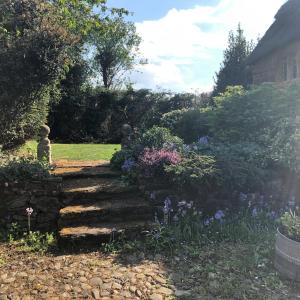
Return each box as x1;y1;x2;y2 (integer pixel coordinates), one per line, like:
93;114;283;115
138;148;181;177
110;149;135;171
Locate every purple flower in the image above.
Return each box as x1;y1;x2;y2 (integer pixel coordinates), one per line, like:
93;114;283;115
121;158;136;172
198;136;209;145
252;207;258;217
266;211;277;220
163;197;172;214
139;148;181;167
288;196;296;207
150;192;156;200
204;217;214;226
214;210;225;220
239;192;247;202
26;207;33;216
204;219;210;226
259;195;265;206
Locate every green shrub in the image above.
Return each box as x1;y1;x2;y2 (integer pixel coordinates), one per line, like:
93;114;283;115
161;108;211;143
160;109;188;132
165;154;220;192
211;83;300;171
196;142;270;191
280;211;300;242
0;157;51;182
139;126;184;150
110;149;135;171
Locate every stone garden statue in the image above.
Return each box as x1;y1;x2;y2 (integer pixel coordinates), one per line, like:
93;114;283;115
121;124;133;149
37;125;52;165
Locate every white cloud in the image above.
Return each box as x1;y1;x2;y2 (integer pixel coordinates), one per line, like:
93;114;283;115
133;0;286;92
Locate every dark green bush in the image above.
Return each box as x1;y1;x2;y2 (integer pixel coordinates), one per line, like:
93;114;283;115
196;142;270;191
138;126;184;150
165;154;220;193
110;149;135;171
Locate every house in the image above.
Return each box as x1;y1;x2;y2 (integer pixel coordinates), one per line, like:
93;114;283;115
248;0;300;84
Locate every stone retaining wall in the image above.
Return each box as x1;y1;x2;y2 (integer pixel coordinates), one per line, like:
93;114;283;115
0;178;63;232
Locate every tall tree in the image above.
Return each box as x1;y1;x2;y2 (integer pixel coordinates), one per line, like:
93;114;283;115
0;0;106;149
90;15;144;89
213;24;254;96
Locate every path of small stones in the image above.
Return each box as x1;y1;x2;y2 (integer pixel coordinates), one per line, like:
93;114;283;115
0;244;191;300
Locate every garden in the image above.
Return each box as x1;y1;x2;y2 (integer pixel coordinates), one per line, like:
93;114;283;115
2;0;300;299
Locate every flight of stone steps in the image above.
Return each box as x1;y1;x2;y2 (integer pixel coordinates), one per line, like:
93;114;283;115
53;160;154;246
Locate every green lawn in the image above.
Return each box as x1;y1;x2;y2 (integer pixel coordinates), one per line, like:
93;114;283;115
21;141;121;161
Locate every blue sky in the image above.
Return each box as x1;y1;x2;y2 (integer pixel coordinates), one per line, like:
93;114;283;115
106;0;286;92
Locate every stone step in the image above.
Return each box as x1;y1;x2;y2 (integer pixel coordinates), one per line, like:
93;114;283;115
59;198;153;227
59;220;155;245
54;160;110;168
52;165;119;179
62;177;139;198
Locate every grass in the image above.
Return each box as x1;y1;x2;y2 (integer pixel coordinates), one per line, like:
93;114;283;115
20;141;121;161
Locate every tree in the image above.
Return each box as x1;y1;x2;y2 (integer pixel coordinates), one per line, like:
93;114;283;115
0;0;106;149
90;15;143;89
213;24;255;96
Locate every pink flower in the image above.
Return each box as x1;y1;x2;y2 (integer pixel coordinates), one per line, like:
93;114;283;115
26;207;33;216
139;148;181;168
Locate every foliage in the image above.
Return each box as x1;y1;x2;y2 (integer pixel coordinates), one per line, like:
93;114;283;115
165;154;220;193
140;92;206;131
48;61;92;142
280;211;300;242
194;141;269;191
0;223;56;253
161;108;211;144
110;148;135;170
48;89;202;143
213;24;254;96
0;0;84;149
138;126;184;150
211;83;300;172
90;14;143;89
19;231;56;253
0;157;51;182
145;208;277;254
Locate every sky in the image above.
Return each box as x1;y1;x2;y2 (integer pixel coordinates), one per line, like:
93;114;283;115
106;0;287;92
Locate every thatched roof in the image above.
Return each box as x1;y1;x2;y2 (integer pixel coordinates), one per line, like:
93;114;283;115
248;0;300;65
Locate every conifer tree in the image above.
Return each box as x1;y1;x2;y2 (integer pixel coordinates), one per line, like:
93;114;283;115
213;24;254;96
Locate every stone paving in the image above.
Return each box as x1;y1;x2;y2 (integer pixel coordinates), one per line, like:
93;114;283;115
0;244;182;300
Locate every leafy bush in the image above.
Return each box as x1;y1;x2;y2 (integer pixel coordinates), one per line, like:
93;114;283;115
0;157;51;182
211;83;300;171
138;126;184;150
161;108;211;143
280;211;300;242
165;154;220;192
194;141;270;191
110;149;135;171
